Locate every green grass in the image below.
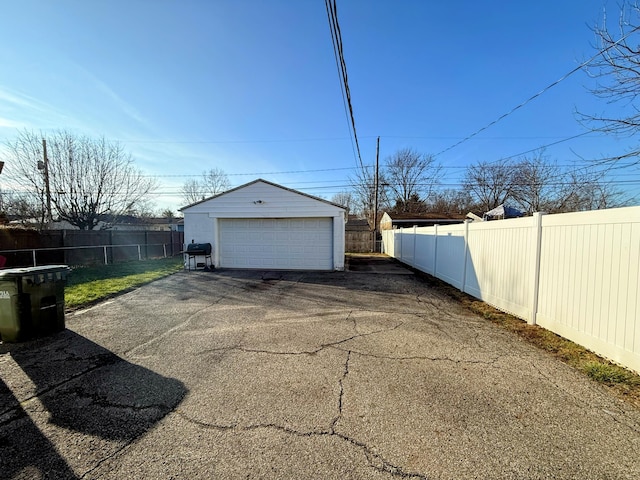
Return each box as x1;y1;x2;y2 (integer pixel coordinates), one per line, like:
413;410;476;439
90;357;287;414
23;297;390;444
583;361;640;385
65;257;183;309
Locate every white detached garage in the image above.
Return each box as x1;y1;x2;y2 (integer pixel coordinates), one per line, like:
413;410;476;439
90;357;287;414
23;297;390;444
180;179;346;271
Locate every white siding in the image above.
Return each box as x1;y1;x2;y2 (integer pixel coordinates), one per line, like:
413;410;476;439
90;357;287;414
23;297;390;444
183;181;343;218
183;212;215;267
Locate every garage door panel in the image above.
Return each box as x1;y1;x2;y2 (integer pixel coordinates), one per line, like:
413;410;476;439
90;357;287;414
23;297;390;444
219;218;333;270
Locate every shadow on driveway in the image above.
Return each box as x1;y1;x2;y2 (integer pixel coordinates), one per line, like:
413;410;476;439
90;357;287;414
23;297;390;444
0;330;187;479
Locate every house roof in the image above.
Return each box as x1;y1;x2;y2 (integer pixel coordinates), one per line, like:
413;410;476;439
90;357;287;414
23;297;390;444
383;212;467;221
179;178;346;212
104;215;183;225
345;216;371;231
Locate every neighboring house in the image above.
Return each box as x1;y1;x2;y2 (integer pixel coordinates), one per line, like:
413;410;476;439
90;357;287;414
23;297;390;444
179;179;346;271
99;216;183;231
380;212;467;230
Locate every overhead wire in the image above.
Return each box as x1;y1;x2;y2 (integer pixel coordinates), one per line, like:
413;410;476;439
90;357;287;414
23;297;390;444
434;24;640;158
324;0;364;171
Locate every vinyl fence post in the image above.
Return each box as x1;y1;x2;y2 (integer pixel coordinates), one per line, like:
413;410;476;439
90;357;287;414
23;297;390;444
413;225;417;267
461;220;469;292
529;212;545;325
433;224;439;277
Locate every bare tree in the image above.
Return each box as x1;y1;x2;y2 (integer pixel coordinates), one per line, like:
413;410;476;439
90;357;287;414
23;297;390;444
553;168;627;212
125;197;157;219
181;179;204;205
3;130;157;230
390;193;428;214
511;150;628;213
203;167;231;195
330;190;354;215
385;148;442;213
463;159;516;212
579;2;640;162
350;166;389;229
428;188;477;214
2;192;44;228
511;152;564;214
181;168;230;205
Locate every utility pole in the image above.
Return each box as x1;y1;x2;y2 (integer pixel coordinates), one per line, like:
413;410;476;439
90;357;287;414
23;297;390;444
0;161;4;213
373;136;380;252
40;139;53;223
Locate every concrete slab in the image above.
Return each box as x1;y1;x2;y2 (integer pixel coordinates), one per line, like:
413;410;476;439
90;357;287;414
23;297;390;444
346;254;414;274
1;269;639;479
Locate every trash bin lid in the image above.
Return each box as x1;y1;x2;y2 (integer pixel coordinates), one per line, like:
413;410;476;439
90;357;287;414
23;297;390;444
0;265;71;279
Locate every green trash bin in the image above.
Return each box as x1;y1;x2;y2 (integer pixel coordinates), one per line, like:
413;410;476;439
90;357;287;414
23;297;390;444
0;265;71;342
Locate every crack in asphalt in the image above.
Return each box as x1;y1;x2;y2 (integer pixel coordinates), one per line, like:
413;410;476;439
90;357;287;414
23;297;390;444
124;297;227;357
174;411;428;479
172;327;429;479
80;441;134;480
229;316;405;357
330;350;351;434
336;348;505;366
189;316;501;368
529;361;640;439
0;360;118;419
529;360;640;437
64;387;173;413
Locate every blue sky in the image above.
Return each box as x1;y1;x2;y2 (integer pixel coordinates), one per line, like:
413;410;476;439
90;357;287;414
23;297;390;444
1;0;638;212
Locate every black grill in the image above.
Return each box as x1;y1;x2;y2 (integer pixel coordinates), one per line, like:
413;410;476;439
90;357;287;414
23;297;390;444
186;243;213;270
186;243;212;255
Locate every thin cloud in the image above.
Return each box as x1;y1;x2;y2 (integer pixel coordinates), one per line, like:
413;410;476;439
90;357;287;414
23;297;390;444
0;86;55;113
0;85;76;131
0;117;25;129
75;64;151;128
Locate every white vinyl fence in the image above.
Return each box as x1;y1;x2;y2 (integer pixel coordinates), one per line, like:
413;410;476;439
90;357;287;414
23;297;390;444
382;206;640;373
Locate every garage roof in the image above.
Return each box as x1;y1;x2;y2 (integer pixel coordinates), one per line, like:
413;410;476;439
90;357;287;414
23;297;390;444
179;178;346;212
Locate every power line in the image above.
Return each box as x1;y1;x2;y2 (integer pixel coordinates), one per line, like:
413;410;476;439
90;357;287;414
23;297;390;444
381;135;601;140
116;136;356;145
7;175;638;197
325;0;364;170
135;144;617;179
483;131;593;165
435;25;640;157
141;166;358;178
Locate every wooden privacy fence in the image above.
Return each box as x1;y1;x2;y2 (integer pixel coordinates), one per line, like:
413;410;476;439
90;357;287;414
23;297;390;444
0;229;184;267
382;206;640;374
345;230;376;253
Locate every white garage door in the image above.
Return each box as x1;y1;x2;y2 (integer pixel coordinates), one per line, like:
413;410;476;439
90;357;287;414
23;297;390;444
219;218;333;270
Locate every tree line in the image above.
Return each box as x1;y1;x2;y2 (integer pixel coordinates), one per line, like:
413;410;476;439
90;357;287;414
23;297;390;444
333;148;626;229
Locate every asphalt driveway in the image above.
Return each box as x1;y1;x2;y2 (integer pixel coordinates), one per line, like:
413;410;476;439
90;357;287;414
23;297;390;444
1;263;640;479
